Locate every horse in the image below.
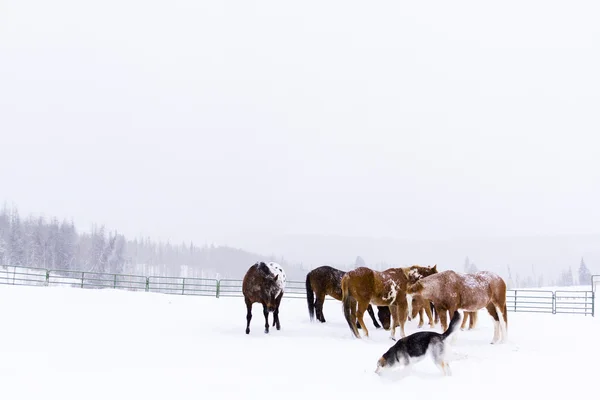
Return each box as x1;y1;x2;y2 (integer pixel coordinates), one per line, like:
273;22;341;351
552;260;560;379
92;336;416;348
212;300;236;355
341;266;425;340
405;265;439;328
406;270;508;344
305;265;390;330
242;261;286;334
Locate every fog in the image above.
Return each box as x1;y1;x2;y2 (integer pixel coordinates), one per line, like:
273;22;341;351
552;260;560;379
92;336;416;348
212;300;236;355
1;1;599;279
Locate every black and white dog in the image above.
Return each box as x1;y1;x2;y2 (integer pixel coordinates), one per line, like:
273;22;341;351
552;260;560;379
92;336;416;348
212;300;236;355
375;310;461;376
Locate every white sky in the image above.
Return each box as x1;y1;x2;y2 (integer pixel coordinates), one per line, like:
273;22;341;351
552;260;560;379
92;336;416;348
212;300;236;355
1;0;599;246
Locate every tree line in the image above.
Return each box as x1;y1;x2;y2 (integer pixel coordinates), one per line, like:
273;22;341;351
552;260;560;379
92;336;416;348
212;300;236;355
0;205;294;280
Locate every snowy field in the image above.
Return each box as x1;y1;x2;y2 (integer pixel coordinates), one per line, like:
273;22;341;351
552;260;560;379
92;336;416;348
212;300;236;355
1;284;598;400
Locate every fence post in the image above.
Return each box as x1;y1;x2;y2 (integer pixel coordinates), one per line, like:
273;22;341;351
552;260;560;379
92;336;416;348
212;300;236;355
182;278;185;295
45;270;50;286
114;274;117;289
514;290;517;312
145;277;150;292
592;291;595;317
552;292;556;314
216;280;220;298
81;272;85;288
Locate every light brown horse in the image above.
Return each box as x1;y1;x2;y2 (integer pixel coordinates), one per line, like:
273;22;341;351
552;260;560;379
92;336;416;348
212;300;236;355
305;265;390;329
341;265;434;340
405;265;439;328
407;270;508;344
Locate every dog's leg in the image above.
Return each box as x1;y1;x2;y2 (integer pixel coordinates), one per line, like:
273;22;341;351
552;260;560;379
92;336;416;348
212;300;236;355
262;303;270;334
245;298;253;334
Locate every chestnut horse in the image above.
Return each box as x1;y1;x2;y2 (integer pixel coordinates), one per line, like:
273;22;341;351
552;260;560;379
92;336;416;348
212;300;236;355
305;265;390;329
341;266;432;340
407;270;507;343
242;261;286;334
405;265;439;328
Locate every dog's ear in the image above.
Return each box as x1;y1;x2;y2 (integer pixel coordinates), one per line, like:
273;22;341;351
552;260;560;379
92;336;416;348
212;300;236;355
431;264;437;272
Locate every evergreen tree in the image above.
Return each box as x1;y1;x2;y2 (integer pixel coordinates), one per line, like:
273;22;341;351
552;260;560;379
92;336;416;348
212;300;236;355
354;256;366;268
578;258;591;286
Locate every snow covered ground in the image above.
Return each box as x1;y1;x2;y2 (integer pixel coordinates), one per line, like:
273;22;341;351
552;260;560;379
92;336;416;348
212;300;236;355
1;284;598;400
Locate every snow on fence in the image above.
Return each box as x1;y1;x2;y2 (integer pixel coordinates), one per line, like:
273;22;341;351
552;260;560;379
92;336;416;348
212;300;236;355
0;265;595;316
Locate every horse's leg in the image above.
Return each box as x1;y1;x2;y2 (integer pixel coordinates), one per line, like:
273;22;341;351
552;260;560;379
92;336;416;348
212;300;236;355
437;307;449;332
356;301;370;337
433;302;440;324
494;304;507;343
417;307;425;328
262;303;270;334
396;296;409;338
245;298;253;334
273;292;283;330
469;311;478;330
485;303;500;344
460;311;469;330
367;304;382;329
389;305;398;340
316;293;326;323
425;302;435;328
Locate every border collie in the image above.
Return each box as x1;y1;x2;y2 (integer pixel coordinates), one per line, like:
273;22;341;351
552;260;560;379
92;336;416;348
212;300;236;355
375;311;461;376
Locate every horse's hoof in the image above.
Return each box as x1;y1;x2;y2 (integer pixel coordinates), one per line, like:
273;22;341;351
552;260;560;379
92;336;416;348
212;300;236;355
246;329;250;334
264;329;269;334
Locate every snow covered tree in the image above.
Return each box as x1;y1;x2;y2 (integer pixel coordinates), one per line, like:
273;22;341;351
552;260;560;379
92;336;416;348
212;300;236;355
8;209;26;266
464;257;478;274
506;265;514;289
578;258;591;286
354;256;366;268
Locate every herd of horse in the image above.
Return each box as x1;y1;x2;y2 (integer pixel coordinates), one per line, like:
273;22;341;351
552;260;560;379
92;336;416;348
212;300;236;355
242;261;508;344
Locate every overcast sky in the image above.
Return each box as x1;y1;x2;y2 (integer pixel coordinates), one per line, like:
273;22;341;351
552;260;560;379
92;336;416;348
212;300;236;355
1;0;599;247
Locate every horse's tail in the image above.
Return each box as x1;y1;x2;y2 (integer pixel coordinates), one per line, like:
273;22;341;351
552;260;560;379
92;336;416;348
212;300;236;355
341;275;359;337
306;274;315;321
503;303;508;329
441;311;461;341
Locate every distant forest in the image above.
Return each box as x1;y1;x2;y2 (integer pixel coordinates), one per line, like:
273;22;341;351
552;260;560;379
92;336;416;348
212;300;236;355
0;205;593;287
0;205;293;280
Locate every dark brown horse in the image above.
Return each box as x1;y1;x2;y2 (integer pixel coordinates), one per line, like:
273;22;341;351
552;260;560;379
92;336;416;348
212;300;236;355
305;265;390;329
341;266;416;340
407;270;507;343
242;261;286;334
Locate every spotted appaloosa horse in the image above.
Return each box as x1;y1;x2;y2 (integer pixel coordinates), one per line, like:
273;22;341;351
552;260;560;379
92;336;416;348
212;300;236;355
305;265;390;329
407;270;507;344
341;266;431;340
242;261;286;334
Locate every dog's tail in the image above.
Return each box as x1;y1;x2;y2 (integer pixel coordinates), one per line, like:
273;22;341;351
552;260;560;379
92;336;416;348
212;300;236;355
441;311;462;341
341;275;359;338
306;274;315;321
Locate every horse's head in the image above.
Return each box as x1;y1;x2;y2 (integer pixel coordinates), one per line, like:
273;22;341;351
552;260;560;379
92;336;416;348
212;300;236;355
406;280;423;295
377;306;391;330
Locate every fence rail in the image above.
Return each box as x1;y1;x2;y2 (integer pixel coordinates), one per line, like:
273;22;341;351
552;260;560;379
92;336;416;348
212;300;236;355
0;265;595;316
